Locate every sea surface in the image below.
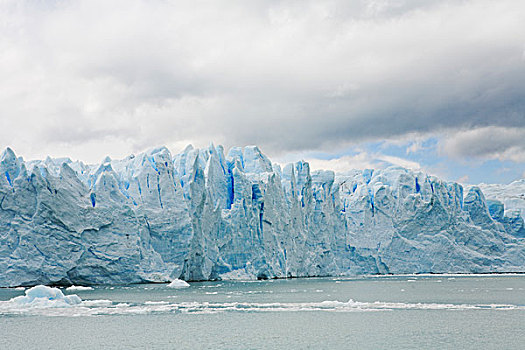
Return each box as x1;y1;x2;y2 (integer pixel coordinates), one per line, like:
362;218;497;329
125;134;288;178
0;274;524;349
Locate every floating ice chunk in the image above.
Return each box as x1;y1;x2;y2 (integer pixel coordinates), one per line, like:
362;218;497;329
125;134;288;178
66;285;94;291
144;301;169;305
3;285;81;308
82;299;112;307
167;279;190;288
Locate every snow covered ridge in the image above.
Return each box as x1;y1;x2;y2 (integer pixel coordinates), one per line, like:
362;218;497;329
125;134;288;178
0;145;524;287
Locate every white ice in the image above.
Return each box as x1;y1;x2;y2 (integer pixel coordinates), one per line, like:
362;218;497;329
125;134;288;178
66;285;94;291
167;279;190;288
0;285;81;310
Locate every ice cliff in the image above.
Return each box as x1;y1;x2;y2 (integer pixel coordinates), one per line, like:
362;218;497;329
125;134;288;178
476;181;525;238
0;145;524;287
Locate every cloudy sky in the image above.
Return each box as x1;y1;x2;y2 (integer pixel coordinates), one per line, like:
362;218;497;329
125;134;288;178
1;0;524;184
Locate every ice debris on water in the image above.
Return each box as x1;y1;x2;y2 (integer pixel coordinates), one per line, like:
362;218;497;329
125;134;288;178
0;285;81;309
66;285;94;291
0;145;524;287
167;279;190;288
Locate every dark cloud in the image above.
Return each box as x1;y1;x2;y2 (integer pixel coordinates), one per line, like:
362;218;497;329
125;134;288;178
0;0;524;163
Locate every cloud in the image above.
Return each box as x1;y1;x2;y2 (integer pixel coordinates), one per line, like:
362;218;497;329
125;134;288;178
457;175;470;184
0;0;524;163
305;153;377;173
374;154;421;170
440;127;525;163
305;151;421;173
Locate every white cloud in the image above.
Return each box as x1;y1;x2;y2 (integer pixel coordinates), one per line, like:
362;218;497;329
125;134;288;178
0;0;524;163
305;153;377;173
457;175;470;184
406;139;429;155
374;154;421;170
304;151;420;173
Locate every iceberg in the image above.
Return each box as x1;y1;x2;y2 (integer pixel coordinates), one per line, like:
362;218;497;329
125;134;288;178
167;279;190;288
0;145;524;287
0;285;81;309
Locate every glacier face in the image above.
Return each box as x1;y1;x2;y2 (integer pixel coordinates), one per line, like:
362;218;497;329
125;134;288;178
0;145;524;287
476;181;525;238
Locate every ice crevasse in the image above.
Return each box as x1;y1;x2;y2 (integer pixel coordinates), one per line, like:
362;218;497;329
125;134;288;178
0;145;524;287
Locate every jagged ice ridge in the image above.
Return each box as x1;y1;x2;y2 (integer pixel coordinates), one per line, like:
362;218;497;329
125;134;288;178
0;145;524;287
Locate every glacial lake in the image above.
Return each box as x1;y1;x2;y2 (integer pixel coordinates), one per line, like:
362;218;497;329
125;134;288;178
1;274;524;349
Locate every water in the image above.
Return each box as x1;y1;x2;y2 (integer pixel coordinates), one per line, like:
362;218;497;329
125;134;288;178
1;274;524;349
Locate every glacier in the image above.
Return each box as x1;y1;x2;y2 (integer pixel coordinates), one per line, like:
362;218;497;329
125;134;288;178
0;145;524;287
